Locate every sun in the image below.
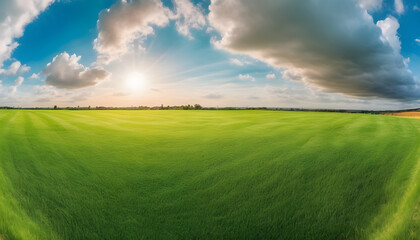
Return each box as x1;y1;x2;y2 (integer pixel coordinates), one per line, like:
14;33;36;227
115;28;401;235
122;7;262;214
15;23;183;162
125;72;145;91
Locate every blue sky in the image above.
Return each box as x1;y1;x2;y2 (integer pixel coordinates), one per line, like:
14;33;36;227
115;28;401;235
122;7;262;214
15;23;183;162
0;0;419;109
370;0;420;74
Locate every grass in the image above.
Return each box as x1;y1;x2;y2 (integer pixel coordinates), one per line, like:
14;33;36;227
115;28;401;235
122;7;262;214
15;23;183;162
1;110;420;239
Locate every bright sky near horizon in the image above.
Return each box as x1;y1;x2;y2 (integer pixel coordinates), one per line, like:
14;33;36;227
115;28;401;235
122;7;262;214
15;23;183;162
0;0;420;110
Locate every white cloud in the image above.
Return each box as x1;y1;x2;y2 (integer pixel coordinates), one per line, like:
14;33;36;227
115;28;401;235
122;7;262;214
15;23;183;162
395;0;404;14
229;58;253;66
0;61;30;76
42;52;110;89
30;73;39;79
94;0;170;64
94;0;205;64
266;73;276;79
208;0;418;100
358;0;383;11
230;58;244;66
10;76;24;94
377;16;401;53
415;39;420;44
171;0;206;39
0;0;55;68
238;74;255;82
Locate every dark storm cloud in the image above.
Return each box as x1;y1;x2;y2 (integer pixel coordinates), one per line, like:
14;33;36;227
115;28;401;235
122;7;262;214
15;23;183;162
208;0;419;100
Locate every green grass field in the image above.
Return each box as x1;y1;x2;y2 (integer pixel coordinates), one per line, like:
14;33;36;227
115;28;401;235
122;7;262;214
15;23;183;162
1;110;420;239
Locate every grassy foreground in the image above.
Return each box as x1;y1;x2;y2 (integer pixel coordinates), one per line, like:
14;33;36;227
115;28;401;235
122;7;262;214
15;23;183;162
1;110;420;239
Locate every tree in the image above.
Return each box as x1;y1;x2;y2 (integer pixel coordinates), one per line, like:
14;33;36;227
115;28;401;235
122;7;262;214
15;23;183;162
54;105;58;110
194;104;202;110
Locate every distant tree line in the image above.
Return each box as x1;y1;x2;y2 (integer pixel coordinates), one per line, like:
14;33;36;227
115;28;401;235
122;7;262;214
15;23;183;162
3;104;420;115
37;104;205;111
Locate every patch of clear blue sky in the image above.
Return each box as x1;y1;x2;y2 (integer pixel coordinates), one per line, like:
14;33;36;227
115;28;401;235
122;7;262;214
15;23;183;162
14;0;115;70
140;21;274;86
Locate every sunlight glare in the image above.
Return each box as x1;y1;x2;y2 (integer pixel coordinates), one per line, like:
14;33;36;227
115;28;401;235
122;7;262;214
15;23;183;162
125;72;145;92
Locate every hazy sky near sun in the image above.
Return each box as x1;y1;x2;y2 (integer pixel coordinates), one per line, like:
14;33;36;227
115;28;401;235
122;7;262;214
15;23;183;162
0;0;420;109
